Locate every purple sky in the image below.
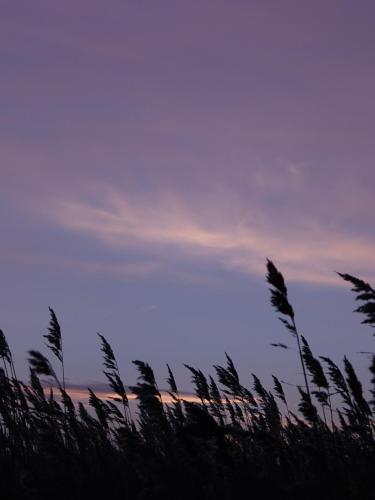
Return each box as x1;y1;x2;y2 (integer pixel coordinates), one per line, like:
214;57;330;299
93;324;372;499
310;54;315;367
1;1;374;397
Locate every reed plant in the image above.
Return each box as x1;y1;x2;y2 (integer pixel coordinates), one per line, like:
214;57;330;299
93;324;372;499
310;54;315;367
0;261;373;499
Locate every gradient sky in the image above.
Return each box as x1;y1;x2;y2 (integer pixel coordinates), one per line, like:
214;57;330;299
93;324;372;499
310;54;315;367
1;1;374;399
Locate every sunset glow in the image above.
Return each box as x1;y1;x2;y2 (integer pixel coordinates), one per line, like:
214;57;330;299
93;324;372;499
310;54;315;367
1;0;374;393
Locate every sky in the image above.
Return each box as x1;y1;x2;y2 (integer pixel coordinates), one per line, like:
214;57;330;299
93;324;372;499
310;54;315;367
1;1;374;400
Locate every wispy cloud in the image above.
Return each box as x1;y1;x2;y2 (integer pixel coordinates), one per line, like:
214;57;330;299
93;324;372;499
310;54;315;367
64;259;160;278
44;188;375;287
52;382;202;405
138;304;158;313
0;250;159;280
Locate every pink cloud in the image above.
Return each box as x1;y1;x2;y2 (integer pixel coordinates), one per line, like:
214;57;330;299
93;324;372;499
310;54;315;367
42;187;375;287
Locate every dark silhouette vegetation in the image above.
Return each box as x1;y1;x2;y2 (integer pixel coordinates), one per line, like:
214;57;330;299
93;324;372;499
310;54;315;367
0;261;374;499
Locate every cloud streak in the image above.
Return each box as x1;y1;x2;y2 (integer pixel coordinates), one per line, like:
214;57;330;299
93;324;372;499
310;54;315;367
45;188;375;287
48;383;202;405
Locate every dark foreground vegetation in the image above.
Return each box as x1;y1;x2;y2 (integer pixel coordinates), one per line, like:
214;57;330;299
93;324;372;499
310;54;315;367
0;261;374;499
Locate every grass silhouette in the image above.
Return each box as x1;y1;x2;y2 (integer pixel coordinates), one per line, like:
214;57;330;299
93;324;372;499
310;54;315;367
0;261;374;499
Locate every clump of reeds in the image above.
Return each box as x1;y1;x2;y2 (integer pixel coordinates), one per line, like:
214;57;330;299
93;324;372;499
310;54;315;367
0;262;373;499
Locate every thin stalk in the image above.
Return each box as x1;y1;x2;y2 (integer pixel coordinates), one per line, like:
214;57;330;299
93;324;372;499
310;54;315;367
114;357;132;425
60;334;66;394
291;317;312;403
327;389;334;430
